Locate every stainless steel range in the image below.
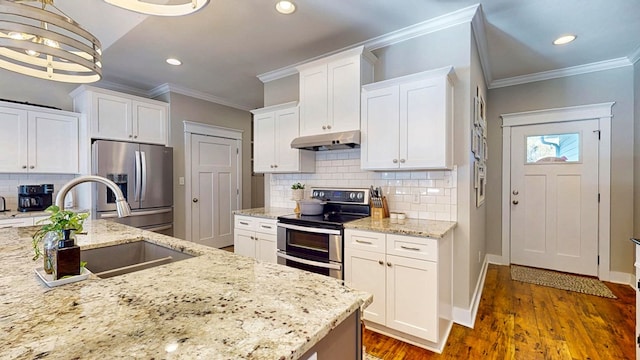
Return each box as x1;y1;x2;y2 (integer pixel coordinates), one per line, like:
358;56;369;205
277;187;371;279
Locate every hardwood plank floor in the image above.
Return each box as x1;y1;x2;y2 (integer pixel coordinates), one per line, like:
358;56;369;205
363;264;635;359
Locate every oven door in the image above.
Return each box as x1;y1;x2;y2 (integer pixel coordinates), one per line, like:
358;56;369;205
277;222;343;279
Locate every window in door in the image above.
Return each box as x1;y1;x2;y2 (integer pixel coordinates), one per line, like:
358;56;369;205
525;132;580;163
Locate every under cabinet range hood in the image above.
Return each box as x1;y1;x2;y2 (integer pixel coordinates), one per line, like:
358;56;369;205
290;130;361;151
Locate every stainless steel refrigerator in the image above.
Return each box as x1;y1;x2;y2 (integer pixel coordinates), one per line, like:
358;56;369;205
92;140;174;236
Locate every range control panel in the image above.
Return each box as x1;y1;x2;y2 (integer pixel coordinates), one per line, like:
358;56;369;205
311;188;370;205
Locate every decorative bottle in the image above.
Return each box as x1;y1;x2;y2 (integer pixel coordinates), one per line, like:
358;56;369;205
43;231;60;275
55;229;81;279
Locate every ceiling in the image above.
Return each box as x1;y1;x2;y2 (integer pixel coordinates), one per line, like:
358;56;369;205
49;0;640;110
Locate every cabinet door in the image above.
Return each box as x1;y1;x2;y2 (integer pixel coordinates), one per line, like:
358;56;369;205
92;92;132;141
29;111;79;173
344;247;386;325
133;101;167;145
386;254;438;342
234;228;256;258
256;232;277;264
274;107;301;172
0;107;28;172
299;65;328;136
360;86;400;170
400;77;448;169
253;112;276;173
328;55;361;133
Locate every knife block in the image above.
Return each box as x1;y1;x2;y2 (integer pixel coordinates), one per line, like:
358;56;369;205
370;196;389;220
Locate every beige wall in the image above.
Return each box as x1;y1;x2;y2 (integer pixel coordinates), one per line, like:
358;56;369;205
634;60;640;240
486;67;636;274
0;70;77;110
158;92;252;240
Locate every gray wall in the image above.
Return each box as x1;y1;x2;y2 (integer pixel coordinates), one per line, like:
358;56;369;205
486;67;636;274
156;92;253;240
0;71;76;110
634;60;640;240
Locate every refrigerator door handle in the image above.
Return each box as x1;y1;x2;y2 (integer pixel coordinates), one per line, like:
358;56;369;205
140;151;147;202
134;150;141;202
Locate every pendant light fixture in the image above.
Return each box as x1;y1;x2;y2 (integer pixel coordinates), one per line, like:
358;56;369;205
0;0;102;83
104;0;209;17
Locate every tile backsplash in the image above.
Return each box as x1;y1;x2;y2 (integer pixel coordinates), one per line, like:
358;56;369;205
0;174;77;211
270;149;457;221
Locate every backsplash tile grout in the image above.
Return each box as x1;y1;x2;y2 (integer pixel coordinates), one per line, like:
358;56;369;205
269;149;457;221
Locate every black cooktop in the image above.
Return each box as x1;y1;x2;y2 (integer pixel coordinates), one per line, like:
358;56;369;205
278;211;368;229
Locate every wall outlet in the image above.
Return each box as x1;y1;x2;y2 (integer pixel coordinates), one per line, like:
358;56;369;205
478;251;482;263
412;189;420;204
179;177;185;185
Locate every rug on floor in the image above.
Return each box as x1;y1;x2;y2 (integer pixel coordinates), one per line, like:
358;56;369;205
363;348;383;360
510;265;616;299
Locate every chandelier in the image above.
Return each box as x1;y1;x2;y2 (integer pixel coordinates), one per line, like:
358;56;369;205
0;0;209;84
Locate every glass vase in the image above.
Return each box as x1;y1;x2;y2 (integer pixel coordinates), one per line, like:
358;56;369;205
43;231;61;275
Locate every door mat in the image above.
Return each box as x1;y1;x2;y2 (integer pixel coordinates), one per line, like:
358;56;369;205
364;348;383;360
510;265;616;299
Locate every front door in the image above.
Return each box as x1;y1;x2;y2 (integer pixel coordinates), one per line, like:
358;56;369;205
190;133;239;248
510;119;599;276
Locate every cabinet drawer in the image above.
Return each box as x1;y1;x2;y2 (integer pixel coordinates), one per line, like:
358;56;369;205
256;220;277;235
345;229;385;253
0;218;33;228
386;234;437;262
234;215;256;230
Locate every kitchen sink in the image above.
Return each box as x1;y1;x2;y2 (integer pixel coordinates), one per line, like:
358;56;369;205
81;240;195;278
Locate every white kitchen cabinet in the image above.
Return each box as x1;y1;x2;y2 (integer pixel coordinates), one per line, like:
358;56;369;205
251;102;314;173
344;229;453;353
233;215;278;263
0;103;79;174
70;85;168;145
296;46;376;137
361;66;455;170
0;215;50;229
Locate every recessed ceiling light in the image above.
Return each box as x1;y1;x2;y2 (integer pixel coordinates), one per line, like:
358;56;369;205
553;35;577;45
275;1;296;14
166;58;182;66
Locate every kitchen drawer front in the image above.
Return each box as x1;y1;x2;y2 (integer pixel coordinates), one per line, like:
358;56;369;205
345;229;385;253
255;220;277;235
386;234;437;262
0;217;33;228
234;215;256;231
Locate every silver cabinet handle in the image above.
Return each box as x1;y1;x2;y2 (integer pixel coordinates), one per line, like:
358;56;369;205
512;200;519;205
277;251;342;270
273;164;278;168
400;159;406;163
134;135;138;139
378;260;384;265
400;245;420;251
327;125;332;129
140;151;147;202
392;159;398;163
355;239;373;244
386;262;392;267
22;165;27;169
260;225;272;229
322;125;326;130
129;134;133;138
29;165;35;169
239;221;249;225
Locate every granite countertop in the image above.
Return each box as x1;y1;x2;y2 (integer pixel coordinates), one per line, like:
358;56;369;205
0;220;371;360
233;207;294;220
345;217;457;238
0;208;88;220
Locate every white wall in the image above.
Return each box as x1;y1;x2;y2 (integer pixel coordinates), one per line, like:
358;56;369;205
486;66;636;274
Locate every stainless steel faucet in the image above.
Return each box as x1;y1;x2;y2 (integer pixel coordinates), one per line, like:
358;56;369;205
56;175;131;217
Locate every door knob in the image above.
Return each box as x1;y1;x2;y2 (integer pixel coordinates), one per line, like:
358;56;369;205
192;198;198;203
512;190;519;195
378;260;383;265
512;200;519;205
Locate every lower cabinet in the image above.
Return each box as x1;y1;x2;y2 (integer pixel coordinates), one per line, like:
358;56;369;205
233;215;277;263
0;215;50;229
344;228;453;353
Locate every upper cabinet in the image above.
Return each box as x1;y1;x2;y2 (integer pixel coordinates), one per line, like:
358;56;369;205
296;46;376;137
361;66;455;171
251;102;314;173
70;86;168;145
0;102;79;174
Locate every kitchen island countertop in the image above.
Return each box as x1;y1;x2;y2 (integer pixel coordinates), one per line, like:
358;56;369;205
233;207;294;220
345;217;457;238
0;220;371;360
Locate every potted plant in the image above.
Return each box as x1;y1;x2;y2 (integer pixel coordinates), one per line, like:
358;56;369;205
32;205;89;274
291;183;305;214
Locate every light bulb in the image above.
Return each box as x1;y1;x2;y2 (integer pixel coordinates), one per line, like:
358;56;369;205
43;38;59;48
8;32;34;41
26;49;40;57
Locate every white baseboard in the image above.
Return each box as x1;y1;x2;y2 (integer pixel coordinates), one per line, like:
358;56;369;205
609;271;635;289
486;254;506;265
452;256;489;328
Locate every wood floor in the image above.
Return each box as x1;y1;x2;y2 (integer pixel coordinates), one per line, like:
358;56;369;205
363;264;636;360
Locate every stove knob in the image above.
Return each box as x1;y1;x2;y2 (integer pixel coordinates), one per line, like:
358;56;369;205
357;192;364;200
312;191;318;198
319;192;325;198
349;192;356;200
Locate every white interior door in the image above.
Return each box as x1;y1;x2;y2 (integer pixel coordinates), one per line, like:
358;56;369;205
510;119;599;276
191;133;239;248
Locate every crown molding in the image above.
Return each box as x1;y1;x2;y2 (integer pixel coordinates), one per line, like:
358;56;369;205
149;83;253;111
257;4;480;84
629;45;640;65
489;57;632;89
470;4;492;87
96;80;150;97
